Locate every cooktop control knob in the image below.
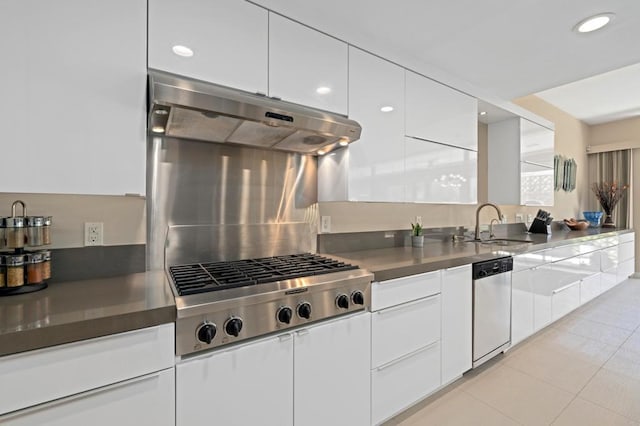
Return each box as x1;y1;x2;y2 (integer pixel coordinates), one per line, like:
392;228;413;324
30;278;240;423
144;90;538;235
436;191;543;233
225;317;243;337
196;322;217;344
478;269;488;278
277;306;293;324
297;302;312;319
351;290;365;306
336;294;350;310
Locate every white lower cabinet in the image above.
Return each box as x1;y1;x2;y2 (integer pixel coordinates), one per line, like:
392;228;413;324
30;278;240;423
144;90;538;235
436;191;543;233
176;333;294;426
0;324;174;416
551;281;581;321
372;341;440;425
176;312;370;426
441;265;472;384
294;312;371;426
1;369;174;426
580;273;602;304
511;268;535;345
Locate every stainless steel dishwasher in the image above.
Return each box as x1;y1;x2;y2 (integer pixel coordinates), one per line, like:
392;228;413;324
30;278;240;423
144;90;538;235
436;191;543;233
472;256;513;368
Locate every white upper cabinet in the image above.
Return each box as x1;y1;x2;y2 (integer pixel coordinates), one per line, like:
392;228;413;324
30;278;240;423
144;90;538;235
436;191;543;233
269;13;348;114
405;71;478;150
521;119;554;167
148;0;268;94
1;0;146;195
405;137;477;204
319;48;405;202
488;117;554;206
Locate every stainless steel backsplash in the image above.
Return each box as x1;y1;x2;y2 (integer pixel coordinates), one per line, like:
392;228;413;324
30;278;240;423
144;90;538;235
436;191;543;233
147;136;318;270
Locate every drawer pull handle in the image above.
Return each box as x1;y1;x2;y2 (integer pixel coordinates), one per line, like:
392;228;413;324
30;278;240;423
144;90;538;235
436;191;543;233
552;283;578;294
279;333;293;342
376;294;439;315
376;340;439;371
296;329;309;336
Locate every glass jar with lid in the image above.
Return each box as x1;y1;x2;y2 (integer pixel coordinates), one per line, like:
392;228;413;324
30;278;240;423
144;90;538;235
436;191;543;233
41;250;52;280
5;217;26;249
42;216;52;245
6;254;25;287
0;255;6;287
26;216;45;246
0;217;5;249
25;253;44;285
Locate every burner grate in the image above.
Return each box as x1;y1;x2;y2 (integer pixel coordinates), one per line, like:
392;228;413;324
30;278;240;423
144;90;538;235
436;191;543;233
169;253;358;295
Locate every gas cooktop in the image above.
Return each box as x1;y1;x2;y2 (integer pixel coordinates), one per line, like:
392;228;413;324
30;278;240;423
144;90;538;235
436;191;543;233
169;253;359;296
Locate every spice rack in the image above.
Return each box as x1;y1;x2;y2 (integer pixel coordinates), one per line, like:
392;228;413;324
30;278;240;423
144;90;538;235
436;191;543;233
0;200;52;296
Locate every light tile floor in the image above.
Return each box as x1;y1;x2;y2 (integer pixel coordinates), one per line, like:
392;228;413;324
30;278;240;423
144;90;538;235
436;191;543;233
386;278;640;426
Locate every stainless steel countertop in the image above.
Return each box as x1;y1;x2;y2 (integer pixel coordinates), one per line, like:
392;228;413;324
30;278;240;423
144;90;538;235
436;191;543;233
332;228;633;282
0;271;175;356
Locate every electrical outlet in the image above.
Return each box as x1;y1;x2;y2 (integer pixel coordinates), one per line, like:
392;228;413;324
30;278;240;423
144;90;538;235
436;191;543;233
320;216;331;233
415;216;422;225
527;214;534;223
515;214;524;223
84;222;104;246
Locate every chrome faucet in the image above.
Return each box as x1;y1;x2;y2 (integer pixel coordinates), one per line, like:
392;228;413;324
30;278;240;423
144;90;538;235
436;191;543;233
475;203;504;240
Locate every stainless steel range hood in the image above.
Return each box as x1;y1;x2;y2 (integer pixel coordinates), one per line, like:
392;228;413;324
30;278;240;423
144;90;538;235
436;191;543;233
148;69;362;154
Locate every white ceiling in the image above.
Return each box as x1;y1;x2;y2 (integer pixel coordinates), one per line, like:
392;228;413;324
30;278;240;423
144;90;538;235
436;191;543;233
251;0;640;125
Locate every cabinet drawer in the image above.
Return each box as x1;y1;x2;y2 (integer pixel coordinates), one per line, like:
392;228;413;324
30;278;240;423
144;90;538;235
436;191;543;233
0;369;175;426
513;250;547;272
601;267;618;292
601;247;619;270
372;270;441;311
578;251;601;275
580;273;602;304
372;294;440;368
619;232;635;244
0;324;174;415
545;244;581;262
371;341;441;425
551;281;580;321
595;236;619;249
619;241;634;262
618;259;634;283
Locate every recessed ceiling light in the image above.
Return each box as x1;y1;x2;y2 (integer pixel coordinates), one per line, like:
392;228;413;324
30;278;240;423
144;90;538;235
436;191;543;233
574;13;615;33
172;45;194;57
380;106;394;112
154;109;169;115
317;150;326;155
479;111;487;116
151;126;165;133
339;140;349;147
316;87;331;95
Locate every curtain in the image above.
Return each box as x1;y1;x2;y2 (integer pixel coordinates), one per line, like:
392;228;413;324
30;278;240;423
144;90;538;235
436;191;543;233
587;149;632;228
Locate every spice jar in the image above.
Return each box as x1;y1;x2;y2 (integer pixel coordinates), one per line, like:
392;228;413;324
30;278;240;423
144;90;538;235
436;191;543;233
0;218;5;249
5;217;26;249
6;255;25;287
42;216;52;245
27;216;45;247
41;250;51;281
0;255;6;287
26;253;44;285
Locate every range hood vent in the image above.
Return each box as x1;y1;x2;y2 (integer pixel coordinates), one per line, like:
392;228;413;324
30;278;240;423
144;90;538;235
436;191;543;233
148;70;362;154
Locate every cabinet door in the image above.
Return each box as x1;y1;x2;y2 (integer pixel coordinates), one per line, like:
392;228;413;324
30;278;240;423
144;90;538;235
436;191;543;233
520;162;554;206
344;47;406;202
520;119;554;167
0;0;146;195
511;268;535;346
405;137;477;204
294;313;370;426
269;13;348;114
176;335;293;426
441;265;472;384
533;264;554;331
148;0;268;95
1;369;174;426
405;70;477;150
